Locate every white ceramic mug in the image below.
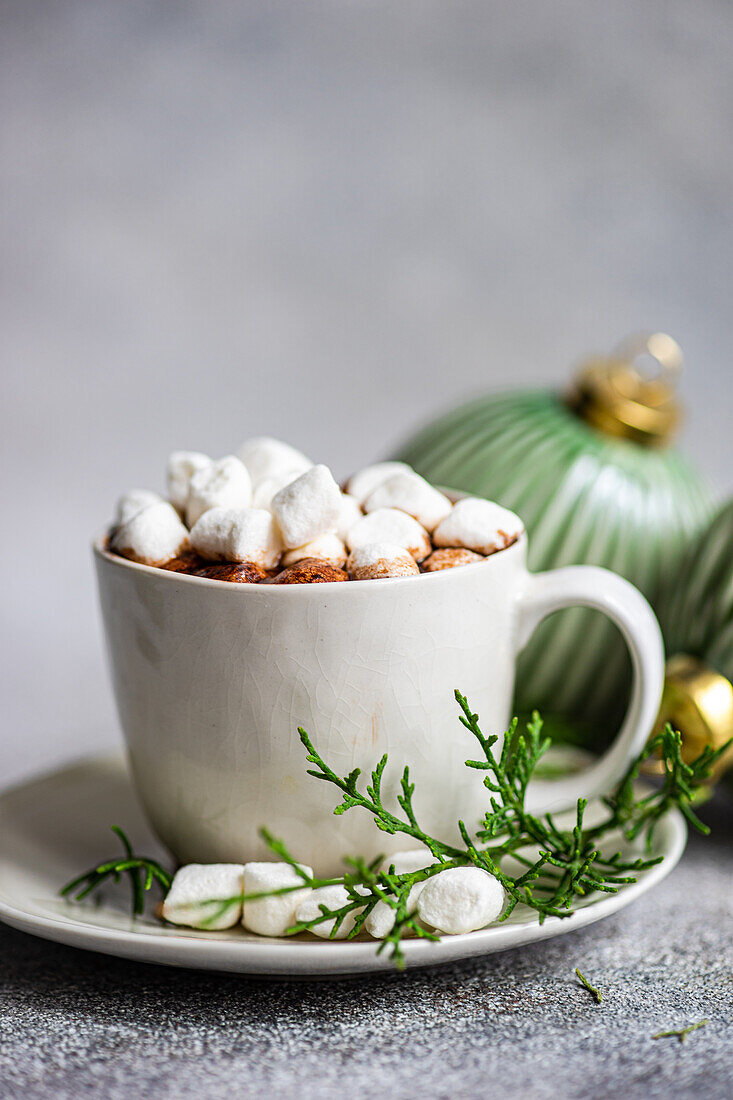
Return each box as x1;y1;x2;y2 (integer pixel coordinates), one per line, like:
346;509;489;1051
94;535;664;874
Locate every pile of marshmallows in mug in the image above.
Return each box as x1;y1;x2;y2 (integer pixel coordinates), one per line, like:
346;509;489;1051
109;436;523;581
162;852;506;939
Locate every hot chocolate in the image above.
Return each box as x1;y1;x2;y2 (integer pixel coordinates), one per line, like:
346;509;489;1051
106;438;523;584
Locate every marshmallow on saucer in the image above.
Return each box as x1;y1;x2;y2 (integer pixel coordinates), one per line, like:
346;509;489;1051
421;548;485;571
380;849;437;876
186;456;252;527
347;508;431;562
115;489;164;526
417;866;505;934
282;532;348;569
335;493;363;542
190;507;282;567
365;848;438;939
346;461;414;506
242;861;313;937
364;899;402;940
161;864;244;929
271;465;342;549
348;543;420;580
295;885;359;939
237;437;312;487
110;502;190;566
433;498;523;556
167;451;212;512
364;471;452;533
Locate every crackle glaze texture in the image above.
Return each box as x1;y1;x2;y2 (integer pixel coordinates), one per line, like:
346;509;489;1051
94;539;663;874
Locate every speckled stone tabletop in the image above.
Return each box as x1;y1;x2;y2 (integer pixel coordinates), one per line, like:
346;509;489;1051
1;796;731;1100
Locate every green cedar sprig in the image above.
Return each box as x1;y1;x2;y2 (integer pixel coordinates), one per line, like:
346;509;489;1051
61;691;729;967
651;1019;709;1043
575;967;603;1004
60;825;172;915
272;691;727;960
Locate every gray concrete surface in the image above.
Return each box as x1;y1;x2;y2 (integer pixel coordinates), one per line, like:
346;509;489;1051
1;798;731;1100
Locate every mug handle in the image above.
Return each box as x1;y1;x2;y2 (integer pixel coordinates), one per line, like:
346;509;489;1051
516;565;665;813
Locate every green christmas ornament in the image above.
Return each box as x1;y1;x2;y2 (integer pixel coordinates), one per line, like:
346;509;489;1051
655;500;733;785
660;498;733;675
394;333;716;740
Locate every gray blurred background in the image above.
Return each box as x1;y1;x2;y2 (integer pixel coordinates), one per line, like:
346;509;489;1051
2;0;731;785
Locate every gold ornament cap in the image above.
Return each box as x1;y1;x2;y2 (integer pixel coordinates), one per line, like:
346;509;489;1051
653;654;733;781
567;332;683;447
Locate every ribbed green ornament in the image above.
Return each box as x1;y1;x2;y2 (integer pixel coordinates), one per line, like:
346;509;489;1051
660;499;733;676
655;500;733;787
393;335;716;742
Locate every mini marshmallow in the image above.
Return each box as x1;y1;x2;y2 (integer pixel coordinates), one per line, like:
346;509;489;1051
421;548;485;571
161;863;244;929
348;542;420;580
195;561;268;583
167;451;212;512
346;461;414;506
365;897;425;939
295;885;360;939
335;493;363;542
271;464;342;549
346;508;431;561
273;559;348;584
417;866;505;934
237;437;312;487
365;848;438;940
364;899;402;940
379;848;437;876
110;502;190;566
115;489;164;526
190;507;282;567
242;861;313;937
364;471;452;533
433;498;524;556
282;532;347;568
251;468;306;511
186;456;252;527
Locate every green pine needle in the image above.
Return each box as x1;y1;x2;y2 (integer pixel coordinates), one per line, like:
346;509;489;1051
651;1019;709;1043
575;967;603;1004
61;691;728;966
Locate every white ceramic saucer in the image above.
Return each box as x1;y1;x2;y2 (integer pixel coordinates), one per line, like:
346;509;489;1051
0;755;686;977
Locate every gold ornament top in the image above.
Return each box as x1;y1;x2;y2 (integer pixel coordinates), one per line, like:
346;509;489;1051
567;332;683;447
653;654;733;781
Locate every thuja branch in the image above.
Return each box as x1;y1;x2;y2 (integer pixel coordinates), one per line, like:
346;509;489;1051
590;725;723;850
287;693;728;952
61;692;728;968
652;1019;709;1043
299;730;465;864
575;967;603;1004
60;826;172;916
